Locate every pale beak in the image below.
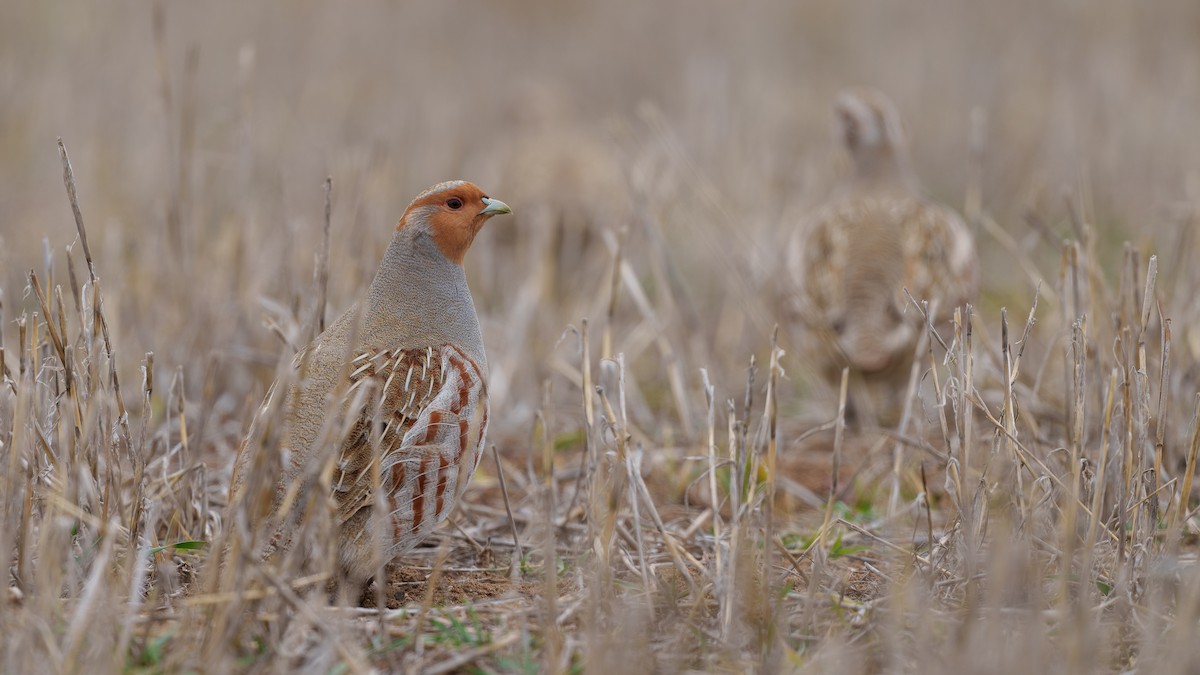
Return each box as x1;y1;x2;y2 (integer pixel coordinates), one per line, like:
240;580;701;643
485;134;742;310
479;197;512;216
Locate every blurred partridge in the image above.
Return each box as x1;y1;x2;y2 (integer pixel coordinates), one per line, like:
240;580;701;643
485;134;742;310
788;88;978;407
233;181;510;591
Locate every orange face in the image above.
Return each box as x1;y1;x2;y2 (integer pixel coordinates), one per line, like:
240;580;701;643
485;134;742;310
398;181;511;264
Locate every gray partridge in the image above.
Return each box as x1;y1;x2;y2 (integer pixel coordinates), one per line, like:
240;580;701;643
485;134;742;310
232;180;510;591
787;88;978;412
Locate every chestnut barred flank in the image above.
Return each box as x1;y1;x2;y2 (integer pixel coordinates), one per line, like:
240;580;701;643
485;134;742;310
335;344;488;560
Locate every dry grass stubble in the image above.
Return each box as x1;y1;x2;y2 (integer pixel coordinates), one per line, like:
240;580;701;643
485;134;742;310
4;2;1200;673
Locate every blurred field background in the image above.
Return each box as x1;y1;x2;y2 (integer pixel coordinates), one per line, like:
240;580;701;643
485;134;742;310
4;0;1200;672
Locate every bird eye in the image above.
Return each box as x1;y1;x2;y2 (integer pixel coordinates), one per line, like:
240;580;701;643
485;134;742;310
446;198;464;210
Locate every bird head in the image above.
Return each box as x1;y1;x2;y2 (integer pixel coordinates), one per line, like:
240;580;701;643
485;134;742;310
832;88;912;183
398;180;512;264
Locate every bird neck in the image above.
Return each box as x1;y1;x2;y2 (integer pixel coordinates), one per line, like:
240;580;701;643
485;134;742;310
365;230;486;364
850;147;918;192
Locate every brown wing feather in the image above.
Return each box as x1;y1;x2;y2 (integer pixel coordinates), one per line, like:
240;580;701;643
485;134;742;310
331;343;488;554
332;348;442;522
